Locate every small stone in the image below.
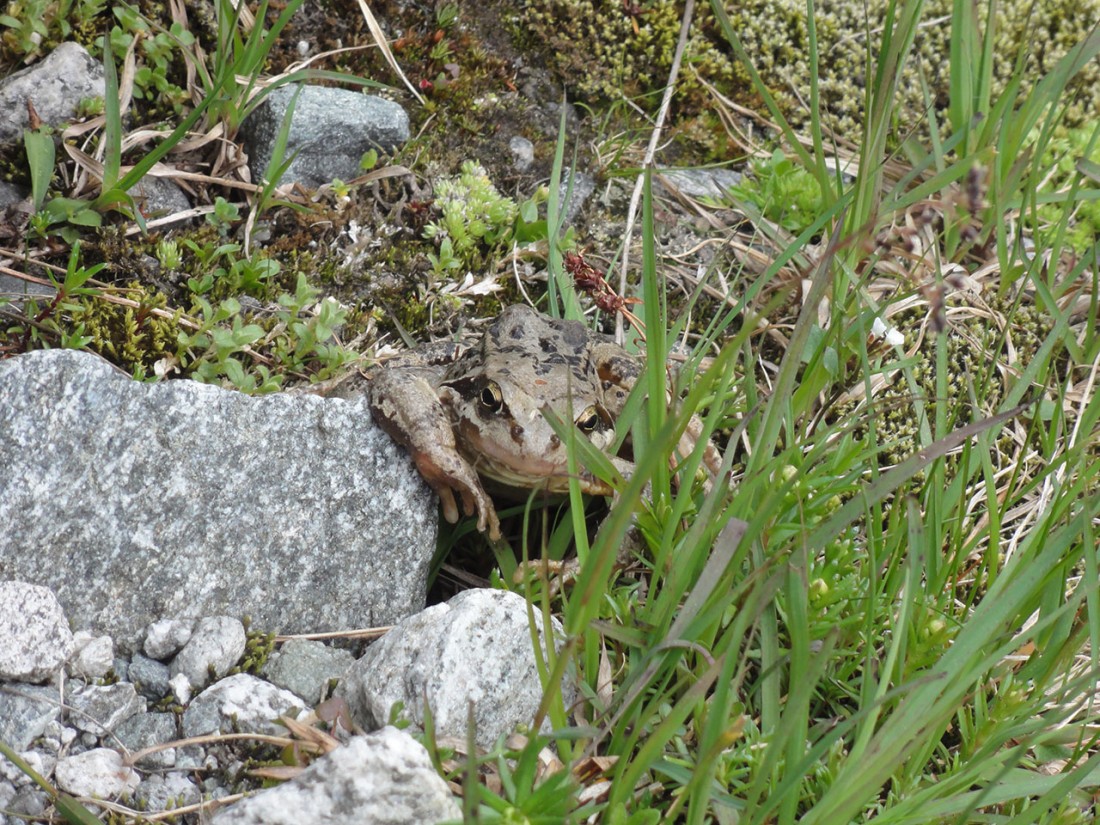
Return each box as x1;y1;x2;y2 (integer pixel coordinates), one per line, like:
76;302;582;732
0;779;16;813
559;167;595;224
129;176;192;229
0;581;74;682
128;654;172;699
169;672;192;705
175;744;205;771
67;683;145;736
656;167;742;200
115;712;178;769
68;632;114;679
54;748;141;798
262;639;355;705
182;673;307;738
144;619;194;661
7;786;49;817
341;588;573;749
240;85;410;189
0;42;105;147
509;136;535;172
136;772;201;812
209;727;460;824
170;616;246;690
0;684;61;750
0;749;54;787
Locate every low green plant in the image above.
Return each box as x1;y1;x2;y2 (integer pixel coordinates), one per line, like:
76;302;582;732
179;236;277;299
268;274;355;380
69;281;179;373
176;272;354;392
23;119;107;243
175;296;266;386
423;161;519;272
155;238;182;270
456;732;585;823
1028;121;1100;252
205;197;243;237
726;148;826;234
0;0;105;61
105;6;195;114
8;242;102;352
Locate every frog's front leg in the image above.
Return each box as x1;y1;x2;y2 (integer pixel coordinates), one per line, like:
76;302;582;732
369;368;501;540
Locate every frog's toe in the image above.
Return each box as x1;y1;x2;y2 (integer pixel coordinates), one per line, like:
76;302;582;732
460;485;500;540
437;487;461;524
483;507;502;541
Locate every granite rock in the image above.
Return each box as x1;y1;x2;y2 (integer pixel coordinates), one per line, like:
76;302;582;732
54;748;141;798
0;582;74;683
261;638;355;704
341;588;573;749
210;727;460;824
0;42;105;147
170;616;246;691
0;350;437;652
182;673;307;738
241;84;409;189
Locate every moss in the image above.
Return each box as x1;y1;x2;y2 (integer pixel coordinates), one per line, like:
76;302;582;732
69;281;184;375
840;290;1053;476
232;628;277;676
522;0;1100;140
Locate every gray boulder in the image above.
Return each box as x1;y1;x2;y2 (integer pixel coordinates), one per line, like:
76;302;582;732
0;42;105;147
240;84;409;189
210;727;460;825
341;588;573;749
0;349;437;652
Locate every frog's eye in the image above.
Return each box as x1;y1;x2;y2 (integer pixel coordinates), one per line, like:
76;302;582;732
479;381;504;413
576;406;601;433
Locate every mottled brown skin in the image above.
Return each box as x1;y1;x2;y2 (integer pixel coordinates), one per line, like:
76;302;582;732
369;305;717;540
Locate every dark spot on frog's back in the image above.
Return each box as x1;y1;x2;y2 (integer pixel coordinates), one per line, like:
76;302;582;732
510;421;525;443
558;320;589;349
505;317;526;340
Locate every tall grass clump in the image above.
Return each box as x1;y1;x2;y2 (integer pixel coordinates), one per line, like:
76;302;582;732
444;0;1100;822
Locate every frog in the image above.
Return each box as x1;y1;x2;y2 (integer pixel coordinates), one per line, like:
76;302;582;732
368;304;720;540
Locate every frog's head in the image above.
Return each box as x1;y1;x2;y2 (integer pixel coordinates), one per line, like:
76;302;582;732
439;367;617;496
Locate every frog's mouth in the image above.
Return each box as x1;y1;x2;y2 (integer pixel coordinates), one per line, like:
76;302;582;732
456;425;615;497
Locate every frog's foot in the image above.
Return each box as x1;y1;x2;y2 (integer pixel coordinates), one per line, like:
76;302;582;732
415;454;502;541
673;416;727;493
370;368;502;540
512;527;644;595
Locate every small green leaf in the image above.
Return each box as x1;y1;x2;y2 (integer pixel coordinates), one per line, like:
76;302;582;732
55;794;105;825
223;357;246;386
23;127;55;210
68;207;103;227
